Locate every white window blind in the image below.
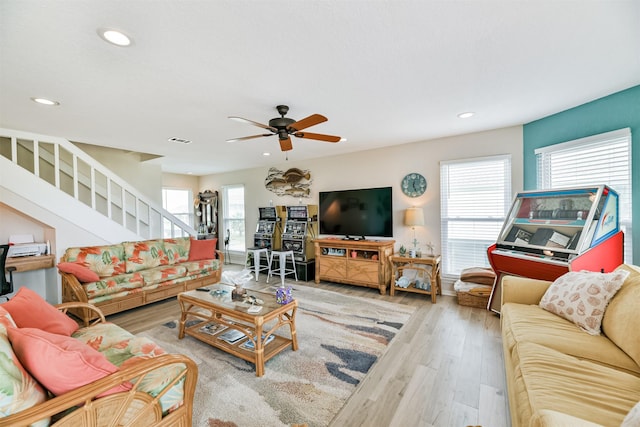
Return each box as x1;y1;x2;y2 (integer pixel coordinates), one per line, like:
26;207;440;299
535;128;632;262
222;184;246;252
440;155;511;278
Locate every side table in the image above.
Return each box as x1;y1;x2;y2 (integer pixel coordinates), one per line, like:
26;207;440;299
389;254;442;303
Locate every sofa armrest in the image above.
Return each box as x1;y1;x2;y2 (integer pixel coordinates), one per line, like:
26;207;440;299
56;302;106;327
216;249;224;264
0;353;198;427
502;275;552;305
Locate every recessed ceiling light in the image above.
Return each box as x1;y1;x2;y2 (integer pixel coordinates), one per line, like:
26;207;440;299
263;152;271;156
31;97;59;106
97;28;132;47
457;112;475;119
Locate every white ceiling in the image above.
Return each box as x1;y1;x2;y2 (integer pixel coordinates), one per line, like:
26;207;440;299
1;1;639;176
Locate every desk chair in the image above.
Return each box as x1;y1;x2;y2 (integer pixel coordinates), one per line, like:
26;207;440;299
0;245;16;299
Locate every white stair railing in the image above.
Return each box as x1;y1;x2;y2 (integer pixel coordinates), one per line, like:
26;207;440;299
0;128;194;240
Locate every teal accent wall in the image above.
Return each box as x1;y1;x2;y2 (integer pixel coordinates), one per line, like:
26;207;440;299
523;84;640;263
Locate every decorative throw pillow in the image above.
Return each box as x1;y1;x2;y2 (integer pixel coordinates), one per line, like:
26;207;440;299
8;327;131;397
0;325;49;426
1;287;79;336
459;267;496;285
539;270;629;335
57;261;100;283
188;238;218;261
622;401;640;427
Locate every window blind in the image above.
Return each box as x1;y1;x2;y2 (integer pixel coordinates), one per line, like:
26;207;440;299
440;155;511;278
535;128;632;262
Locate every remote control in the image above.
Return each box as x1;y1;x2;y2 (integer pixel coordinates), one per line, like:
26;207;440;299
196;288;209;292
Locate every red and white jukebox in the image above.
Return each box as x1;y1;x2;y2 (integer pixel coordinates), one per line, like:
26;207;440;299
487;185;624;313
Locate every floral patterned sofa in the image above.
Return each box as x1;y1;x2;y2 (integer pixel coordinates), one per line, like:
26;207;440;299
59;237;223;324
0;287;197;426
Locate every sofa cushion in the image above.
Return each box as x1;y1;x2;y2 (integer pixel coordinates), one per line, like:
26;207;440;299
8;327;131;397
511;341;640;427
181;259;220;275
602;264;640;367
0;308;49;426
188;238;217;261
58;261;101;283
124;240;169;274
501;303;640;375
2;287;79;336
73;322;185;413
64;244;126;278
539;269;629;335
138;265;187;286
84;272;145;299
163;237;191;264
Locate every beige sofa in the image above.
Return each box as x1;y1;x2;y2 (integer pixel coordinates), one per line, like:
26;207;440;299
500;264;640;426
59;237;223;323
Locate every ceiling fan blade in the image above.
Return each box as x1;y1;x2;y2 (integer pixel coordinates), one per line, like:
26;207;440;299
279;136;293;152
226;134;273;143
293;132;341;143
228;116;277;132
287;114;327;132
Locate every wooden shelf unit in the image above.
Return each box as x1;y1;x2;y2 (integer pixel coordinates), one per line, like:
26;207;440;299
313;238;395;294
389;254;442;303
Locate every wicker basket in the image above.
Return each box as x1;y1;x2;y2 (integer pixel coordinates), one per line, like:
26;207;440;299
456;288;491;309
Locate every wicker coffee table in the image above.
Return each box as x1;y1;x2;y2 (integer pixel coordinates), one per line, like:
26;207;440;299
177;283;298;377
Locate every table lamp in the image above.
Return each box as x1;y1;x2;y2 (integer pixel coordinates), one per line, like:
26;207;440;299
404;207;424;257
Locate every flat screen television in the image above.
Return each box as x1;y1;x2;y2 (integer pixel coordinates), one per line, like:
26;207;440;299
319;186;393;239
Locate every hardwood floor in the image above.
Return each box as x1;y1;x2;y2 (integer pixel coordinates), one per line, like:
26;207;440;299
108;264;510;427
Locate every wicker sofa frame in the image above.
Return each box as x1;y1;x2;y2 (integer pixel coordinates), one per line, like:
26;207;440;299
0;302;197;427
59;250;224;324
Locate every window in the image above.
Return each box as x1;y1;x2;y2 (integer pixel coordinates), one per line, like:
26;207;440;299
440;155;512;279
223;184;246;252
535;128;632;262
162;188;193;229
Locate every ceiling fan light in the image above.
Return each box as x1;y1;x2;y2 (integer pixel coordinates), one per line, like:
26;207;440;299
457;111;475;119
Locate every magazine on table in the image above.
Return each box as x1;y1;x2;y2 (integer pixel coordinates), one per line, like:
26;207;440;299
218;328;247;344
240;333;275;350
199;321;228;336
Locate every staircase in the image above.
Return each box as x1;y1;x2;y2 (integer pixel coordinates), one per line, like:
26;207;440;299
0;128;195;244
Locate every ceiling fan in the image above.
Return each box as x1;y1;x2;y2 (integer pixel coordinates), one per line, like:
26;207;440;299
226;105;342;152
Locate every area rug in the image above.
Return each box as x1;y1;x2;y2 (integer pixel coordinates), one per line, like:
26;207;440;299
139;283;416;427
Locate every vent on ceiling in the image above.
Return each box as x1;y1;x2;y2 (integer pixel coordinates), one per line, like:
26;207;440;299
168;137;192;145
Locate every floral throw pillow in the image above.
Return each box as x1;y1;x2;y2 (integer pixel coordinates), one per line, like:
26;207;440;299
539;269;629;335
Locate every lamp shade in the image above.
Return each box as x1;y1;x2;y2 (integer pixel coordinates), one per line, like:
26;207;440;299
404;207;424;227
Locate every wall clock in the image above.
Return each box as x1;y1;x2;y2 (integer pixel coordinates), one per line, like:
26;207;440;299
401;173;427;197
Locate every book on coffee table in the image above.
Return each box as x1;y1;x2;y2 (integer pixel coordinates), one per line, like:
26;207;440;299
199;321;228;336
240;334;275;350
218;328;246;344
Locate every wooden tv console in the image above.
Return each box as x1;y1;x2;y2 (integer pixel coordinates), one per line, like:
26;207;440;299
313;238;395;294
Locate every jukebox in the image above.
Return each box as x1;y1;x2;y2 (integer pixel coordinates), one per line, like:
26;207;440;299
253;206;282;250
281;205;318;262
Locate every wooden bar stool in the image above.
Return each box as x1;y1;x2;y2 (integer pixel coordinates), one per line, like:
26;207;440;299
245;247;270;281
267;250;298;286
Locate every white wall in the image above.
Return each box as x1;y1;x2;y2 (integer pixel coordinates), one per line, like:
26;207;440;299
199;125;524;293
73;142;164;205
